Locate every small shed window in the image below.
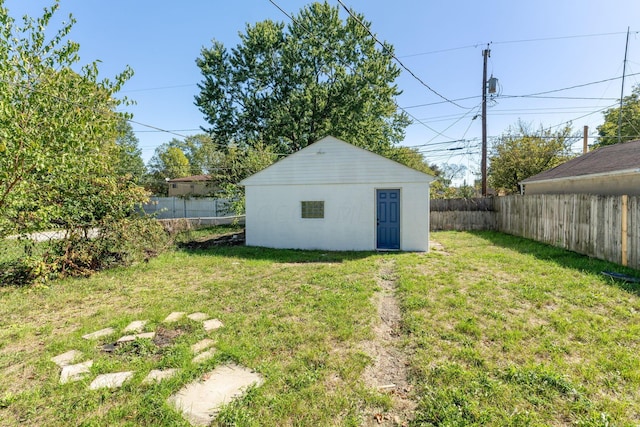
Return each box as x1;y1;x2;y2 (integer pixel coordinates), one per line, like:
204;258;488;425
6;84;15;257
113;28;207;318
171;183;177;189
301;201;324;219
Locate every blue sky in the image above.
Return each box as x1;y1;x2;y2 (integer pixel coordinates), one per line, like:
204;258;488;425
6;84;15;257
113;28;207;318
5;0;640;183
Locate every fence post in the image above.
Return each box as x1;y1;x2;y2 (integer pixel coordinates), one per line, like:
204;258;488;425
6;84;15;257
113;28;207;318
622;194;628;266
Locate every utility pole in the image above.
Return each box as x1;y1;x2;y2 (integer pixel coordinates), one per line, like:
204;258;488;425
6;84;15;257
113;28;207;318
617;27;630;144
481;46;490;196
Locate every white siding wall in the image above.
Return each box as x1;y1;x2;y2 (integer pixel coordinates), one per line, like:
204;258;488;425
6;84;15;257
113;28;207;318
242;137;433;186
242;136;433;252
245;182;429;251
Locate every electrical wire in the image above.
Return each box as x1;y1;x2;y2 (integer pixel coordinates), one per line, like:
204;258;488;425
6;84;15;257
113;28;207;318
501;72;640;98
401;30;636;58
336;0;469;110
267;0;470;141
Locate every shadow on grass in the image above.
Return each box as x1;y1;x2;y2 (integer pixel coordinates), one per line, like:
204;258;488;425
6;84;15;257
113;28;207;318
178;243;376;264
468;230;640;296
173;226;378;263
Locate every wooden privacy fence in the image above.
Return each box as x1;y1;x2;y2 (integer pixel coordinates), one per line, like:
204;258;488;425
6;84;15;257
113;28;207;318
430;198;496;231
430;195;639;270
495;194;639;270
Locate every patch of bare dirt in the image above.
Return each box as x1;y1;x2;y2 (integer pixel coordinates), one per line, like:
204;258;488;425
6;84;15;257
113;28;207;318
429;239;450;255
153;325;189;348
361;258;416;427
178;230;245;250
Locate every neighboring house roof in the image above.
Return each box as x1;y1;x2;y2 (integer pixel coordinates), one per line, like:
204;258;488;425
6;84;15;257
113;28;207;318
520;139;640;184
240;136;435;186
167;175;211;183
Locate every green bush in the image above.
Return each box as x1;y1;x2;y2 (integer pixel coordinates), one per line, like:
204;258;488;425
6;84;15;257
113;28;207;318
48;216;170;277
1;216;170;286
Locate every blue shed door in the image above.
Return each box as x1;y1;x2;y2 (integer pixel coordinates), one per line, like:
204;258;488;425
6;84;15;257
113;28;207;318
376;189;400;250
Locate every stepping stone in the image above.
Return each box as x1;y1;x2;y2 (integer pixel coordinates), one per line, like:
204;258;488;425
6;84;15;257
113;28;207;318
60;360;93;384
187;312;208;321
203;319;223;332
192;349;215;364
123;320;148;333
51;350;82;367
168;364;263;426
117;332;156;343
164;312;186;323
191;339;215;354
142;368;179;385
89;371;134;390
82;328;115;340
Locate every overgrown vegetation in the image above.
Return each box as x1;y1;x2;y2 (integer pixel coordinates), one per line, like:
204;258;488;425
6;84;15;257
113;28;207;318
1;217;170;286
1;230;639;425
0;1;168;285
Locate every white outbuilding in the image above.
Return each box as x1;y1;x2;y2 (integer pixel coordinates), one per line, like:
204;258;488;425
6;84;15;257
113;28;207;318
240;136;435;252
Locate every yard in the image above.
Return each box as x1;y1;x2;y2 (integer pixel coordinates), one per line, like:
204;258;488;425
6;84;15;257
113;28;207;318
1;229;639;426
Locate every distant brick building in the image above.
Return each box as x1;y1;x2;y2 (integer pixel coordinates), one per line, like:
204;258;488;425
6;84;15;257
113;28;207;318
167;175;216;197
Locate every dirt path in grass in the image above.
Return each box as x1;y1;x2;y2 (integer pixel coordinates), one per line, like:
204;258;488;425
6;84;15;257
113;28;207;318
361;258;416;426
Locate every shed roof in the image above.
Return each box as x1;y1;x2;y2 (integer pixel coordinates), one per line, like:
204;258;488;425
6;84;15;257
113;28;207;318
520;139;640;184
240;136;435;186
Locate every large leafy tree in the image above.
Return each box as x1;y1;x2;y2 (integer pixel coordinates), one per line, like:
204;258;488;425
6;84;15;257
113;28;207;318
147;145;191;180
195;1;409;155
489;121;575;194
0;2;167;283
0;1;137;236
155;134;222;176
597;85;640;147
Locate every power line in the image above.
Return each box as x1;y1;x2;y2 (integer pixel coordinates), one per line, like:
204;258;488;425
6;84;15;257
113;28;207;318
336;0;469;110
1;75;201;144
502;72;640;98
127;120;194;139
121;83;196;93
134;128;202;133
400;30;635;58
402;96;481;109
267;0;464;141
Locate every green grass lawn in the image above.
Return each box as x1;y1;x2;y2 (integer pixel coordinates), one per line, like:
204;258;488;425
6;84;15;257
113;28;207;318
1;229;639;426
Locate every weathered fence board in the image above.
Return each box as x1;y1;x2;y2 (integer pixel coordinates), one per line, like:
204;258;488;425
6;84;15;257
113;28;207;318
432;195;638;269
629;196;640;270
430;198;496;231
493;194;639;270
430;198;494;212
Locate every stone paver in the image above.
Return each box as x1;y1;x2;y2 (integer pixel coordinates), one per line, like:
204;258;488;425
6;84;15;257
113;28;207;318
117;332;156;343
142;368;179;384
82;328;115;340
203;319;223;332
191;339;215;354
164;312;186;322
89;371;134;390
123;320;148;333
60;360;93;384
192;349;215;364
187;312;208;321
51;350;83;367
168;364;263;426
